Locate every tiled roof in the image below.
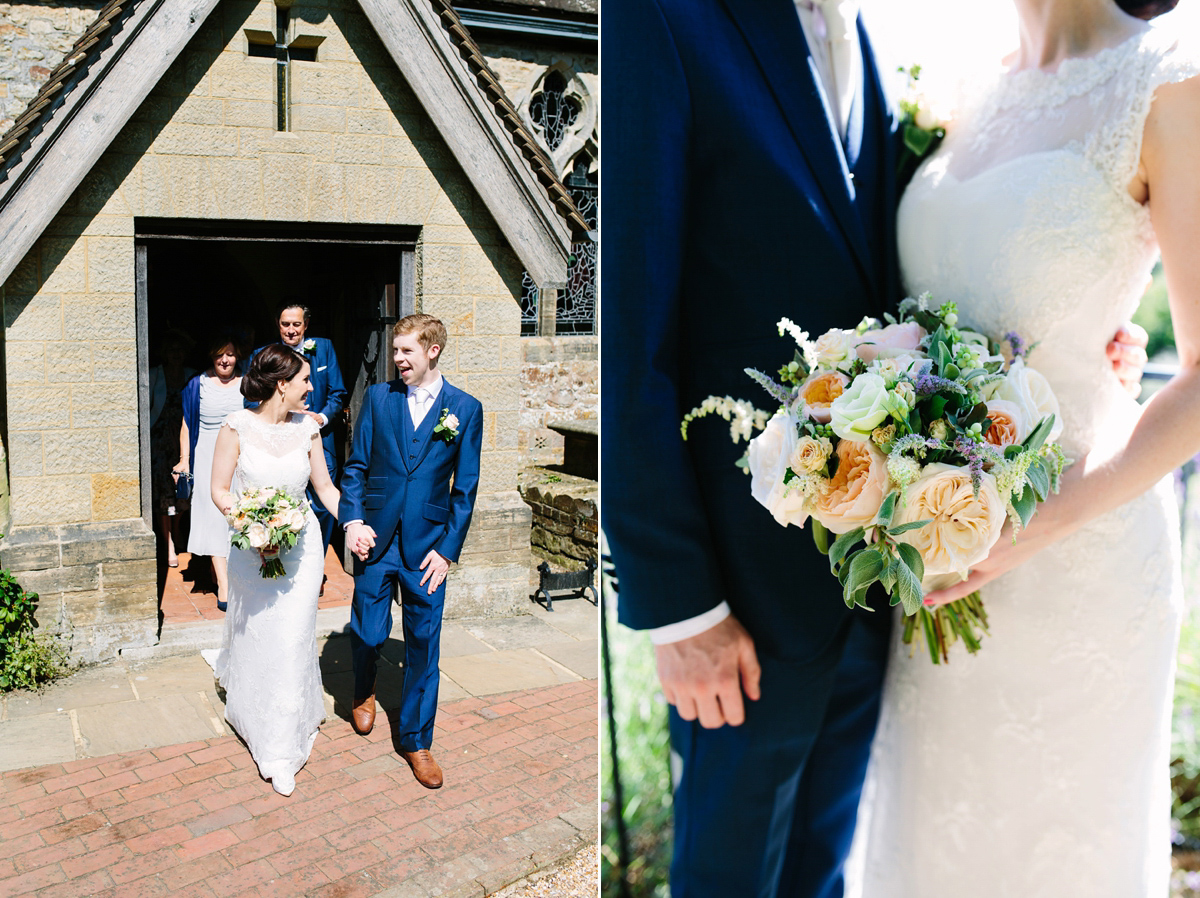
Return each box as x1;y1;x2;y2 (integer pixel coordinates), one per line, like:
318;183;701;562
0;0;587;237
433;0;589;235
0;0;129;171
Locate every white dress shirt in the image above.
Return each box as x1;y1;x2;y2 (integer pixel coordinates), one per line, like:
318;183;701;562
408;372;444;429
649;0;862;648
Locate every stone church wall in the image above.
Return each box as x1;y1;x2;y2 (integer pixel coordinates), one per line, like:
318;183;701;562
0;0;542;661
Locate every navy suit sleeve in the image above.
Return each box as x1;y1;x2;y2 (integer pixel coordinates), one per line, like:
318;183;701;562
339;386;374;524
436;398;481;564
315;339;347;424
601;0;730;630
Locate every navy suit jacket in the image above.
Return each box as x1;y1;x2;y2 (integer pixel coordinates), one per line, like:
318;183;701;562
250;337;347;466
338;378;482;569
601;0;902;667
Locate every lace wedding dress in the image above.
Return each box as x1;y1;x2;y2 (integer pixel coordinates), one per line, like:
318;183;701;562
213;409;327;796
851;28;1199;897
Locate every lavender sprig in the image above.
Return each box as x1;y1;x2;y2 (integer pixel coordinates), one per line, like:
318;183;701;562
914;373;968;397
744;368;793;406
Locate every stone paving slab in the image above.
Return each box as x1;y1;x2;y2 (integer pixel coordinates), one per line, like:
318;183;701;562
461;617;576;652
0;680;598;898
0;716;76;771
75;693;224;756
438;649;581;697
536;640;599;680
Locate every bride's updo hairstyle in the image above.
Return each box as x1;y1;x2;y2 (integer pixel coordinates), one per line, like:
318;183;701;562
1115;0;1179;19
241;343;305;402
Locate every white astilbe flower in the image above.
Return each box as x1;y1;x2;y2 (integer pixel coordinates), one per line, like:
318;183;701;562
886;453;922;489
992;452;1035;505
681;395;770;444
784;471;828;499
777;318;818;369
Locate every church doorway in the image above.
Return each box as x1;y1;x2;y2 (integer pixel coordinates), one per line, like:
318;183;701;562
134;219;416;623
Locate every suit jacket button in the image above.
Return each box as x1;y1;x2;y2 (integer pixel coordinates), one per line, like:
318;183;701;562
409;454;416;459
407;475;414;482
412;438;418;443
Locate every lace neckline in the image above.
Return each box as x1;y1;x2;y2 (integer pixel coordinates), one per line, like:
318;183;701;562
990;26;1159;110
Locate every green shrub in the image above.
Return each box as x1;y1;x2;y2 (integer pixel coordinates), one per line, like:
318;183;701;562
0;567;67;691
1133;262;1175;360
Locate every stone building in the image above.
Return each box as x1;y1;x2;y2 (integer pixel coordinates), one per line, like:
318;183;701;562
0;0;594;662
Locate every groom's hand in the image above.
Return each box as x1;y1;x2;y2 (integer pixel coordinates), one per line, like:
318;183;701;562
347;522;376;561
1107;321;1149;397
418;550;450;595
655;615;761;729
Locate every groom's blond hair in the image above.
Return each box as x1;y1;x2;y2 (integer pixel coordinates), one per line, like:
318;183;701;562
394;314;448;365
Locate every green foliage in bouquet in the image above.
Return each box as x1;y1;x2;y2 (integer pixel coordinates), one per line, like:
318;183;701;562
228;488;309;579
0;563;68;692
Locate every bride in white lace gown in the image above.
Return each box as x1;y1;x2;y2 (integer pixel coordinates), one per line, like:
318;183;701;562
209;345;344;797
853;4;1200;896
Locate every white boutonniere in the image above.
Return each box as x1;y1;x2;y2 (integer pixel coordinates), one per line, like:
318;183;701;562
302;338;317;354
432;408;460;443
897;64;951;183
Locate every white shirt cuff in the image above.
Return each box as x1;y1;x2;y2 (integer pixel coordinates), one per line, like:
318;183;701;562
317;413;328;427
648;602;732;645
343;519;363;530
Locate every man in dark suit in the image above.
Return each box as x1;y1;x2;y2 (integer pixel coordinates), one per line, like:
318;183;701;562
338;314;482;789
254;302;348;557
602;2;1150;895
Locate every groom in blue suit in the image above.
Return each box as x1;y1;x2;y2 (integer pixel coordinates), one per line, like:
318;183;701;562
339;313;482;789
251;302;348;556
603;1;899;895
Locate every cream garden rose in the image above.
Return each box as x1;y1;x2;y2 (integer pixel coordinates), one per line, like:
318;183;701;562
812;439;889;533
829;372;891;441
247;522;270;549
893;463;1007;576
799;371;850;424
813;328;859;371
749;413;809;527
789;435;833;474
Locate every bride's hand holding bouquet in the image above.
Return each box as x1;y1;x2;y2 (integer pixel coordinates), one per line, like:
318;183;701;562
684;296;1068;662
226;487;310;578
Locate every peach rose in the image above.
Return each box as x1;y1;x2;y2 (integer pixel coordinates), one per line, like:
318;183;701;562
749;413;809;528
800;371;850;424
812;439;889;534
983;399;1029;448
893;464;1006;576
855;322;927;364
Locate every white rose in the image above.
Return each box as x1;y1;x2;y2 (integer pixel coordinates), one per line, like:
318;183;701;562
247;522;269;549
443;413;460;431
893;464;1007;576
286;509;307;531
813;328;859;371
830;373;892;442
748;412;809;528
983;359;1062;443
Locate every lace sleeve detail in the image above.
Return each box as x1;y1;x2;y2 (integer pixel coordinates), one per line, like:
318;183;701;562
223;409;249;436
1090;30;1200;191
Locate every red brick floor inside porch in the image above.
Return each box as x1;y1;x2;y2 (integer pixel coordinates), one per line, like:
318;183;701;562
159;549;354;626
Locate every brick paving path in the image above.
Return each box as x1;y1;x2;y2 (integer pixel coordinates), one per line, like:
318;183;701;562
0;681;597;898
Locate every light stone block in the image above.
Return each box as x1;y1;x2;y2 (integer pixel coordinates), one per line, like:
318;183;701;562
495;410;520;450
344;164;397;222
4;294;61;340
91;473;140;520
223;98;273;129
42;429;110;475
7;432;43;478
12;475;91;525
44;341;92;383
40;237;87;292
438;648;578;696
308;162;347;221
63;293;134;341
0;715;77;772
92;342;136;382
332;133;382;165
293;64;359;109
473;298;520;336
209;56;272;103
423;294;474;338
165;156;221;217
347;108;391;135
209;157;266;219
152;123;239;158
75;693;221;756
73;168;128;218
135;154;174;216
8;386;71;429
456;336;501;373
291;103;347;133
242;130;331;158
70;382;137;430
86;238;135;293
5;342;45;383
174;95;224;126
109;428;139;470
390;168;435;222
421;245;462;295
469;375;521;411
82;214;136;238
479;451;519;495
380;135;422;168
6;251;41;294
262;154;312;220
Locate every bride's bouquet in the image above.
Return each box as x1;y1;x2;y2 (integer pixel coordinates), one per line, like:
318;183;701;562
227;488;310;579
683;295;1067;663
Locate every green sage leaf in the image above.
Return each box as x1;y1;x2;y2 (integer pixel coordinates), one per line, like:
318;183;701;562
812;519;831;555
887;518;933;536
829;526;866;573
896;541;926;583
1011;482;1037;528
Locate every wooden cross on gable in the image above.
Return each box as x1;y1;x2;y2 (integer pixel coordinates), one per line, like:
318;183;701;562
245;0;325;132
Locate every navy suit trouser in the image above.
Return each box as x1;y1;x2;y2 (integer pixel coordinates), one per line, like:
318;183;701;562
307;445;339;556
349;528;443;751
668;611;890;898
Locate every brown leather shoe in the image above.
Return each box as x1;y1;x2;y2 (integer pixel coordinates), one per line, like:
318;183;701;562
399;749;443;789
351;693;375;735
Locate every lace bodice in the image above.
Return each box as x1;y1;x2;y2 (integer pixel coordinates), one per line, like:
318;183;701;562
898;27;1200;458
225;409;320;498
